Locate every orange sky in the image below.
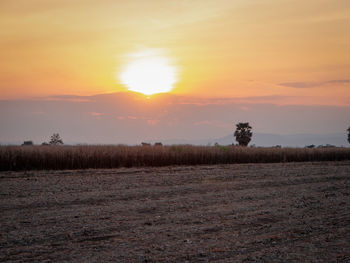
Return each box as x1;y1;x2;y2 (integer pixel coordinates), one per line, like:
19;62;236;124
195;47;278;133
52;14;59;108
1;0;350;105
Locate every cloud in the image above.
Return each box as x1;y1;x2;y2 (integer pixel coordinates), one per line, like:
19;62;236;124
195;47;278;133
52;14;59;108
117;116;138;120
194;120;231;128
90;112;103;116
147;119;160;125
279;82;319;88
41;95;92;102
325;79;350;84
1;92;350;145
279;79;350;89
175;95;301;106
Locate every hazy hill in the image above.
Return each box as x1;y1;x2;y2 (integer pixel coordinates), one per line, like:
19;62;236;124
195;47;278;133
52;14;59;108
2;133;348;148
155;133;348;147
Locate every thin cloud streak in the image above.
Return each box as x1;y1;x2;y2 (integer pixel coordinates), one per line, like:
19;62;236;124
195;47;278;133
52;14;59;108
279;79;350;89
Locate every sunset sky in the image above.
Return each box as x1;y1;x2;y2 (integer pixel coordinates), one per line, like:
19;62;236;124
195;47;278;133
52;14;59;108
1;0;349;145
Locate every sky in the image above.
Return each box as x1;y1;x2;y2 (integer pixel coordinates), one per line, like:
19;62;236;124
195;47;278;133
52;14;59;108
0;0;349;144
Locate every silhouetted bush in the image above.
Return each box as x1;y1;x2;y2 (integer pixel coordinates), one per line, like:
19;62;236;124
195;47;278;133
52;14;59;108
21;141;33;146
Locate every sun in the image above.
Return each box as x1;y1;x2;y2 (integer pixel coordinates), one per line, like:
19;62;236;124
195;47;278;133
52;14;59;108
119;49;177;96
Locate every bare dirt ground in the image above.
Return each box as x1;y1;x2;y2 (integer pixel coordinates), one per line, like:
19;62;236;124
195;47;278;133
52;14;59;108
1;162;350;262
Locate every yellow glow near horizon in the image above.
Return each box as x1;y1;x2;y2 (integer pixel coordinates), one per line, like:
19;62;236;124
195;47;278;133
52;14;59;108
0;0;349;106
119;49;177;95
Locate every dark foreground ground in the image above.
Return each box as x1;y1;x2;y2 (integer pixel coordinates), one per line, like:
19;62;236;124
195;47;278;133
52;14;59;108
1;162;350;262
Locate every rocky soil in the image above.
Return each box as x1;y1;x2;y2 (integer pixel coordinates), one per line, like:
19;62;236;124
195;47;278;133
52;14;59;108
1;162;350;262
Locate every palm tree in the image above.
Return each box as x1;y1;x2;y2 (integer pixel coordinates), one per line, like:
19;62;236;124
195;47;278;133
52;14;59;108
234;122;252;146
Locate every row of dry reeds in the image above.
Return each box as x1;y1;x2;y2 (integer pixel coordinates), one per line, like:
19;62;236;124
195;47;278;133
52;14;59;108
0;145;349;171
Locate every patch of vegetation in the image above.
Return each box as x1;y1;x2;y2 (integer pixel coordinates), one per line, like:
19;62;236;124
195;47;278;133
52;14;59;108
0;145;350;171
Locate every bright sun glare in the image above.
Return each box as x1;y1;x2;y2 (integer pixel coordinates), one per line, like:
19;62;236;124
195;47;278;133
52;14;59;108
119;49;177;96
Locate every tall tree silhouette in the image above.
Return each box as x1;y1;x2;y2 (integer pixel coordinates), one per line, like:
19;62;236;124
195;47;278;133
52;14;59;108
234;122;252;146
347;126;350;144
49;133;63;145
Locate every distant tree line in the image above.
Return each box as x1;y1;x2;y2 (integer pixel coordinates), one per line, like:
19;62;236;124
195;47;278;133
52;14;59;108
41;133;64;145
22;133;64;146
20;125;350;147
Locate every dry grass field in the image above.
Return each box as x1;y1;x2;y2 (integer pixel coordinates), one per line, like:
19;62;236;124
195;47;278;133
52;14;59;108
1;145;350;171
1;161;350;262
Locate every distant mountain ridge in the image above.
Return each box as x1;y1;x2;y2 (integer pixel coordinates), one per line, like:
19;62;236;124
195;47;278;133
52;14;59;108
152;133;348;147
2;133;348;147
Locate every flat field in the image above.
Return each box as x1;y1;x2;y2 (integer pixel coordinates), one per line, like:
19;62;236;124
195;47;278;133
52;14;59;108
1;162;350;262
